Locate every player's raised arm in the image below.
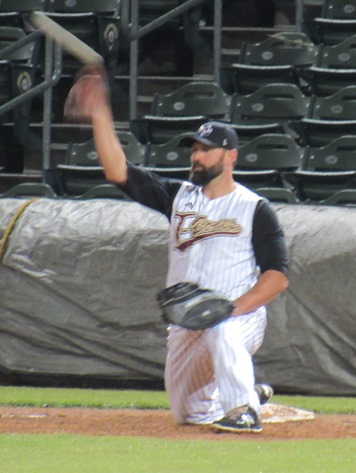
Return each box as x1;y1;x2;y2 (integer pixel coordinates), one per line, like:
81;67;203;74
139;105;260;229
64;66;128;184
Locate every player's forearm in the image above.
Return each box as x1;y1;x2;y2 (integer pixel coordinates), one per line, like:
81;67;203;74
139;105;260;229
92;109;128;184
232;269;289;316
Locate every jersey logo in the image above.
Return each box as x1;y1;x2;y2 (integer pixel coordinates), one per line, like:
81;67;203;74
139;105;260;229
174;211;242;252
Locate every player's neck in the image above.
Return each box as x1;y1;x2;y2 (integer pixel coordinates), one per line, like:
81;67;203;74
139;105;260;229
203;174;236;200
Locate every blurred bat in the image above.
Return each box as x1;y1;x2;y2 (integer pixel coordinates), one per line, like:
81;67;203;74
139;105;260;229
28;10;104;66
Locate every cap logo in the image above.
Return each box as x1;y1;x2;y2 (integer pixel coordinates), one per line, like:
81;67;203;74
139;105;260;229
198;124;214;137
223;138;228;146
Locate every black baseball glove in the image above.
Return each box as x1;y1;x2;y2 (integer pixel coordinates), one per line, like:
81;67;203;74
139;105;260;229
157;282;234;331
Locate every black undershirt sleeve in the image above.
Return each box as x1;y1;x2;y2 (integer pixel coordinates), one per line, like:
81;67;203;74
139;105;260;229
252;200;289;277
115;162;182;220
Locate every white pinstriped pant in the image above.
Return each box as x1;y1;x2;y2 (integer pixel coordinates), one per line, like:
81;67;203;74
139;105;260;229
164;309;267;424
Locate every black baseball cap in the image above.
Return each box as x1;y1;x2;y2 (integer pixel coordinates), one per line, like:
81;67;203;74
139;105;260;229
182;121;238;150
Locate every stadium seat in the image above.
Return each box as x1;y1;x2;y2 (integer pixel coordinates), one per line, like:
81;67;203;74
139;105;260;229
0;182;57;198
292;168;356;203
287;135;356;202
133;81;233;144
302;135;356;170
316;34;356;68
237;32;318;67
130;116;206;146
0;25;40;96
233;133;303;190
229;83;310;126
289;117;356;147
57;130;147;196
299;66;356;96
255;186;300;204
77;183;131;201
137;0;181;26
322;0;356;19
305;17;356;45
0;25;42;172
0;0;45;28
308;85;356;120
42;0;121;74
319;188;356;206
220;32;318;95
230;122;288;145
57;155;106;197
45;0;120;14
144;132;192;179
151;81;232;119
115;130;147;165
221;64;299;95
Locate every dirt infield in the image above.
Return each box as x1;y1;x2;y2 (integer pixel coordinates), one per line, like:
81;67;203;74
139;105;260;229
0;406;355;440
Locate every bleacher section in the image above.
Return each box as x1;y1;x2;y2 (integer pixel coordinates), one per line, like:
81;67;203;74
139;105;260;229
1;0;355;206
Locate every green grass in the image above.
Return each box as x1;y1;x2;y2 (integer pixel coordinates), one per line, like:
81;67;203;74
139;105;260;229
0;385;355;414
0;434;355;473
0;385;169;409
0;386;354;473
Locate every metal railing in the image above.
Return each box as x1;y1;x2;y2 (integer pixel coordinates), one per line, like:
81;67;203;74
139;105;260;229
0;30;62;181
120;0;223;120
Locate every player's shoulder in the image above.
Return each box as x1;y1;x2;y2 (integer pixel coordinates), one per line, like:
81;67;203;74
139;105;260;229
235;182;263;204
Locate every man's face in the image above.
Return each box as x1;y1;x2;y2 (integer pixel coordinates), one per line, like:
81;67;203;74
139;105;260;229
189;143;226;186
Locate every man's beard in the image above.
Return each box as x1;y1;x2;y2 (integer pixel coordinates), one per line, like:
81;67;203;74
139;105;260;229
189;158;224;186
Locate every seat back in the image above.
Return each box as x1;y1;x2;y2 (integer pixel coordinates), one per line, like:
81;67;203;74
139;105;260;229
236;133;303;171
230;83;310;124
0;26;35;62
303;135;356;171
0;0;45;28
255;187;299;204
301;66;356;96
0;182;57;197
306;17;356;45
117;130;147;165
0;0;44;11
239;32;318;67
230;122;288;145
322;0;356;19
292;134;356;202
130;115;206;145
151;81;232;119
233;133;303;190
320;189;356;206
309;85;356;120
65;131;146;167
317;34;356;68
46;0;120;14
44;11;120;69
43;2;120;74
145;132;192;168
77;184;131;200
65;138;100;166
289;117;356;147
221;64;299;95
137;0;181;26
0;26;38;132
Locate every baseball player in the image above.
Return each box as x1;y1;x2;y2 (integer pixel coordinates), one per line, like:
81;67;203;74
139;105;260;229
64;68;289;433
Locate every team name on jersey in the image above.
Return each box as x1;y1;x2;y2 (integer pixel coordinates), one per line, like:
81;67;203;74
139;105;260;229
174;211;242;252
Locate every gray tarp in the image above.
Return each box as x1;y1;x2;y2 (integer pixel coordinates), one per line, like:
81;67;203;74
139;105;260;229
0;198;355;394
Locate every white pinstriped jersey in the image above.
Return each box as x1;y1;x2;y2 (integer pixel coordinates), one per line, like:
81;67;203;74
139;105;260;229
166;181;262;300
118;165;278;423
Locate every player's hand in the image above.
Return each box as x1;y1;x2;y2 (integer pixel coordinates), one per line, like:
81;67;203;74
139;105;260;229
64;65;110;122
